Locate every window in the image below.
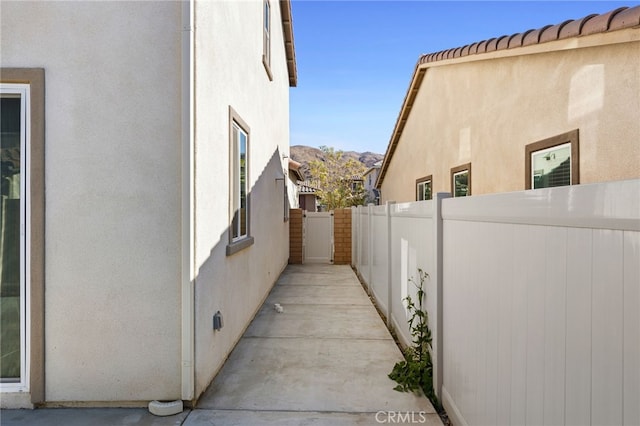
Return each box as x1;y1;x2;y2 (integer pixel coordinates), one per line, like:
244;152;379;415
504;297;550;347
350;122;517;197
416;175;432;201
227;107;254;255
451;163;471;197
1;68;45;402
262;0;272;81
525;129;579;189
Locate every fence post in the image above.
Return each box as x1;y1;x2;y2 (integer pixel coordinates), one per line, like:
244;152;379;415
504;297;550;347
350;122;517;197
367;203;374;295
351;206;356;267
433;192;450;401
386;201;395;329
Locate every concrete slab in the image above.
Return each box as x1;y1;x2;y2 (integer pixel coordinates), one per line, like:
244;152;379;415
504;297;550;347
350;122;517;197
266;285;371;306
184;409;444;425
275;264;359;285
0;408;190;426
197;337;434;413
244;304;391;340
196;264;441;424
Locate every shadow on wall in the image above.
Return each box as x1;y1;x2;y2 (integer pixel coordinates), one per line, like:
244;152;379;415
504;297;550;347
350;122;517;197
191;147;289;400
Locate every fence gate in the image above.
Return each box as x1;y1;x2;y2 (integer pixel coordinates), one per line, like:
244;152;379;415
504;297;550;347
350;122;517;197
303;211;333;263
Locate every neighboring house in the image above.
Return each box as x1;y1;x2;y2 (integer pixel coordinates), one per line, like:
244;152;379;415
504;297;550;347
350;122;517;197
377;6;640;203
297;180;319;212
363;161;382;204
0;0;296;409
287;158;304;208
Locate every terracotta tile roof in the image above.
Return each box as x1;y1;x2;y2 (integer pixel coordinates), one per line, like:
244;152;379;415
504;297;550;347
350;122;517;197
377;6;640;189
297;180;319;194
418;6;639;65
288;159;304;181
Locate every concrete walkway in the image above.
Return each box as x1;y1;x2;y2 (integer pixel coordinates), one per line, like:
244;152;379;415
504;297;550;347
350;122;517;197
189;264;441;425
1;264;441;425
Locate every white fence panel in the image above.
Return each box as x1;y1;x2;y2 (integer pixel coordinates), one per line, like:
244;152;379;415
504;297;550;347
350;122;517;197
624;231;640;426
370;205;389;312
359;206;370;285
352;196;446;400
389;201;435;348
441;179;640;426
351;179;639;426
565;227;592;425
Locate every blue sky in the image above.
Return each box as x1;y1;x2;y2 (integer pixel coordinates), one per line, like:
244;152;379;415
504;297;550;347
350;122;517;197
289;1;637;154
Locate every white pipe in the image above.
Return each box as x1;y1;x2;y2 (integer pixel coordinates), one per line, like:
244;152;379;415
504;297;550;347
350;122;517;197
180;0;195;402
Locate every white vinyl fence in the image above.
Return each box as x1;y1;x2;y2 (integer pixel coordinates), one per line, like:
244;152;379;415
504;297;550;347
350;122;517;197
352;179;640;426
353;193;449;402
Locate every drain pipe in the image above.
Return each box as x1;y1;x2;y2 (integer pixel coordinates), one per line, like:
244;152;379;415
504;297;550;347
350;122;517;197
149;2;194;415
180;0;195;403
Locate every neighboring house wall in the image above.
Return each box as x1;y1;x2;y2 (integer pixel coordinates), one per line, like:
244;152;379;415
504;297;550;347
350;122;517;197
192;0;292;398
1;2;183;405
363;166;380;204
380;25;640;203
287;173;300;209
299;193;317;212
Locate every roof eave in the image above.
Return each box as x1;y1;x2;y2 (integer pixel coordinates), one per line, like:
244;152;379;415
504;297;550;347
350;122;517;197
376;65;426;189
280;0;298;87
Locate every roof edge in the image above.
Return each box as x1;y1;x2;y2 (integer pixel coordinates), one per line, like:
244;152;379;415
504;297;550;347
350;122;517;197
280;0;297;87
418;6;638;66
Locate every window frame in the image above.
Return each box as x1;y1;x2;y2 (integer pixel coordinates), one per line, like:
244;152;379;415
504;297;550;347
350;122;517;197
450;163;471;197
262;0;273;81
525;129;579;190
416;175;432;201
0;68;45;404
0;85;29;392
227;107;254;256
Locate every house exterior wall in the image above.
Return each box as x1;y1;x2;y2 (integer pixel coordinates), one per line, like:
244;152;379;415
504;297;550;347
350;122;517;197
192;0;291;398
381;30;640;203
0;1;183;405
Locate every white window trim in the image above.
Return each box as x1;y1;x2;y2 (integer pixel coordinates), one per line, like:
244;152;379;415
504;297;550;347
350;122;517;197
232;122;248;243
227;108;254;256
416;177;432;201
450;163;471;198
530;142;572;188
0;84;31;393
525;129;579;190
262;0;273;81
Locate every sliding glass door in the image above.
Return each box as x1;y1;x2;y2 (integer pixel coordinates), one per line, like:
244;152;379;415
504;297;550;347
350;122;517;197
1;85;28;389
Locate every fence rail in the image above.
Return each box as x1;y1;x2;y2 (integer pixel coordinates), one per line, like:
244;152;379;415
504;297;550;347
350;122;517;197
352;179;640;426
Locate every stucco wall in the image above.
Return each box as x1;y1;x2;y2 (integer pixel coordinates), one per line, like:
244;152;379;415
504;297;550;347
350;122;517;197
381;30;640;203
1;2;183;403
192;0;291;397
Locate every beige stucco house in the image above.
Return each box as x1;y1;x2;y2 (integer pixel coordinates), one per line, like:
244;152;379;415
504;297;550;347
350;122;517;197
377;6;640;203
363;161;382;204
0;0;296;408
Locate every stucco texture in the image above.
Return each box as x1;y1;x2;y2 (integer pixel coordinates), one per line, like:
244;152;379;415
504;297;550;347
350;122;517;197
381;31;640;203
1;1;183;403
192;0;291;398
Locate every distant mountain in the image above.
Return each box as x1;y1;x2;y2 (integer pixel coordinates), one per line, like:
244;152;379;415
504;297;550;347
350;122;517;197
290;145;383;180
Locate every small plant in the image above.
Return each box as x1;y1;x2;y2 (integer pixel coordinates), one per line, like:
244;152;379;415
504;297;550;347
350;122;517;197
389;269;439;408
